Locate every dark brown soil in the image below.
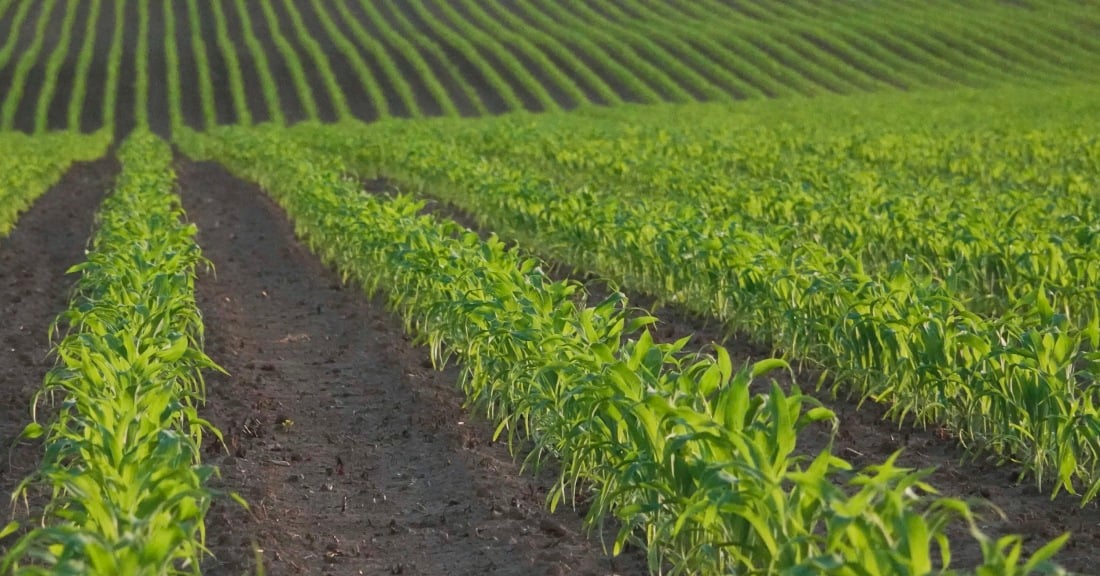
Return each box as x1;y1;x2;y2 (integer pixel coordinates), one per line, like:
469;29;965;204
0;158;117;547
404;188;1100;574
176;160;646;576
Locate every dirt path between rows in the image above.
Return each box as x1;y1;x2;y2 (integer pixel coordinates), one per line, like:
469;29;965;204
177;160;644;576
0;158;116;547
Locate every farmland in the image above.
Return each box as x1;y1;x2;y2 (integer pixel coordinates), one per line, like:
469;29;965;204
0;1;1099;575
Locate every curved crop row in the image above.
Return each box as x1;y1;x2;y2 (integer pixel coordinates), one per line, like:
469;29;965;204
379;0;488;115
185;0;218;129
305;0;392;119
32;0;78;133
133;0;149;129
208;0;249;126
0;0;59;131
176;124;1067;576
324;0;409;117
0;131;111;236
0;0;35;75
282;86;1100;503
430;0;561;112
351;0;456;117
278;0;350;121
1;0;1097;132
567;0;733;101
163;0;182;133
230;0;283;125
65;0;103;131
0;132;223;575
458;0;588;109
256;0;319;120
407;0;525;112
100;0;126;135
480;0;621;106
518;0;665;104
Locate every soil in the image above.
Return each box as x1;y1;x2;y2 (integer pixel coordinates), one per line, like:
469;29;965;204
0;158;117;546
403;187;1100;574
176;160;646;576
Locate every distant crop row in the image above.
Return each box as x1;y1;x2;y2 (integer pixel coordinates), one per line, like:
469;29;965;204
0;130;109;235
0;0;1097;134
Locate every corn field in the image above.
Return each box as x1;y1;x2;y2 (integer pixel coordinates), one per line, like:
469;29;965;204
0;1;1098;574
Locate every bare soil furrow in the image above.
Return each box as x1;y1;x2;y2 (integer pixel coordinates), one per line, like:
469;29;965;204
0;157;117;550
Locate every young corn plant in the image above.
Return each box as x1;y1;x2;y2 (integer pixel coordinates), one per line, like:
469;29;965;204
1;132;226;575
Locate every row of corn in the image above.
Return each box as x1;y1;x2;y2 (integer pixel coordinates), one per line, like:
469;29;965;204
1;132;223;575
176;124;1067;575
0;130;111;236
278;86;1100;503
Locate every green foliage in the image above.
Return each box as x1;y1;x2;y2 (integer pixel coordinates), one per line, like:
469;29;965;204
66;0;103;131
100;0;127;135
283;85;1100;503
182;0;216;130
230;0;284;125
0;131;111;236
0;132;224;575
3;0;1100;131
33;0;79;134
0;0;59;131
207;0;249;126
178;124;1069;575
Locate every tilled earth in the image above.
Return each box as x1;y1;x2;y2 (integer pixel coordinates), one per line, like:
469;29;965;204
0;158;116;545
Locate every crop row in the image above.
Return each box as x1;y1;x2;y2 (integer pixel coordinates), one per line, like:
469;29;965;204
176;124;1067;575
0;0;1097;133
0;133;224;574
281;86;1100;503
0;130;110;236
